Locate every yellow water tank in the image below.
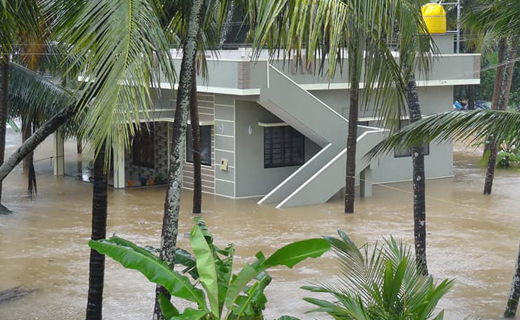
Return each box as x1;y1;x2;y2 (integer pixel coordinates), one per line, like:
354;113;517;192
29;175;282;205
421;3;447;34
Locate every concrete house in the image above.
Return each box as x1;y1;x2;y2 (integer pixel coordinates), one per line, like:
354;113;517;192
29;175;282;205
52;35;480;208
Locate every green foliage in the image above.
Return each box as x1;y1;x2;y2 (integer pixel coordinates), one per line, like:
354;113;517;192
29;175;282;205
47;0;178;158
479;139;520;168
367;110;520;160
302;230;453;320
455;50;520;111
7;62;77;136
246;0;436;131
89;218;330;320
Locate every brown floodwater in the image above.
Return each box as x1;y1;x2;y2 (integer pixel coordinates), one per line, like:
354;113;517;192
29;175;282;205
1;125;520;320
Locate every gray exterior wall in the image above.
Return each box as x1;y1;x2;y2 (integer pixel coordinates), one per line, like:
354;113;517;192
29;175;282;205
235;100;320;198
213;94;237;198
311;86;454;118
370;143;453;184
182;93;216;194
124;91;218;193
311;86;455;182
142;39;474;200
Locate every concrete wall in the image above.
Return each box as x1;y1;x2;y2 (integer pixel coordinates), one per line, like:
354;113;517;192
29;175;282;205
235;100;320;198
162;35;479;97
213;94;237;198
310;86;455;182
370;142;453;184
311;86;454;118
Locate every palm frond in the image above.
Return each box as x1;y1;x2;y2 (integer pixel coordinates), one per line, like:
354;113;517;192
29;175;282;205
367;110;520;161
0;0;40;54
246;0;435;131
8;62;73;123
463;0;520;36
304;231;452;319
165;0;231;81
47;0;177;158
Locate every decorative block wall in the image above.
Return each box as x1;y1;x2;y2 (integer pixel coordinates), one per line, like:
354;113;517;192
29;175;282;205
125;122;169;184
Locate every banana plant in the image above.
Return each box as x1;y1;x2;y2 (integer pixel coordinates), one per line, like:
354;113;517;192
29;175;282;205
89;218;330;319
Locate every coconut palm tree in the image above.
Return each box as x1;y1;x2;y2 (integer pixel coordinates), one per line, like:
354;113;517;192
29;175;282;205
7;61;77;195
246;0;434;273
366;109;520;317
247;0;432;214
463;0;520;195
0;0;40;209
46;1;177;319
368;0;520;311
189;74;202;214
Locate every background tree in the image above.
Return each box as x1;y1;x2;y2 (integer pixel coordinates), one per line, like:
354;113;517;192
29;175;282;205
189;73;202;214
483;36;518;194
463;0;520;195
0;0;39;210
366;109;520;317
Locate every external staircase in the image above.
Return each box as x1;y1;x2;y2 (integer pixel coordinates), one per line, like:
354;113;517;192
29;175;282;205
258;65;386;208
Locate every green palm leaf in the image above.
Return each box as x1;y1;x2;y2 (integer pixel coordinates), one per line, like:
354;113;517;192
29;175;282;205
0;0;40;53
246;0;434;130
366;110;520;160
303;231;452;320
8;62;74;124
48;0;177;155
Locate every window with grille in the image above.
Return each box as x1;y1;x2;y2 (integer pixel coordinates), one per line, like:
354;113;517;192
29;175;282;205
186;125;212;166
394;120;430;158
264;126;305;168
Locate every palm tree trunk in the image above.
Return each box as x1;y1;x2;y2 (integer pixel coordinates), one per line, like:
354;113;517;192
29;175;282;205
77;138;83;178
0;56;9;206
505;239;520;318
467;85;475;110
86;142;108;320
345;50;360;214
22;120;37;197
189;72;202;214
491;38;507;111
219;2;235;48
22;120;32;173
483;38;507;156
0;103;75;182
484;36;518;195
154;1;204;319
407;77;428;275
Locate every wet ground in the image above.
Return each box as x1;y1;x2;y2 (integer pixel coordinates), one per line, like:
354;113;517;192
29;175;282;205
1;125;520;320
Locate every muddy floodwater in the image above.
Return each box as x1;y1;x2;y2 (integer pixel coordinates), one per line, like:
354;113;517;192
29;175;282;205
1;125;520;320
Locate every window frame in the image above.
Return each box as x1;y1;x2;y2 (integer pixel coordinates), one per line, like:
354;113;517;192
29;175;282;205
393;120;430;158
264;126;305;169
186;125;213;167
